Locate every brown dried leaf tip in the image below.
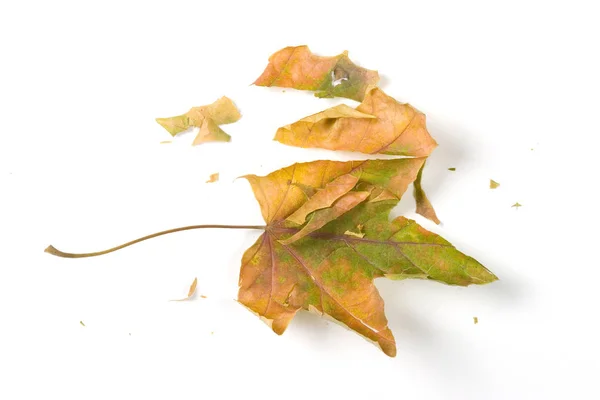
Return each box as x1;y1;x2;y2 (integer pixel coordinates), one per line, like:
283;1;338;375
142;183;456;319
170;277;198;302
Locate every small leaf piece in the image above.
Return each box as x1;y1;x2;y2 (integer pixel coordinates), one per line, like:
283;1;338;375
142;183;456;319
253;45;379;101
512;202;522;209
240;160;497;357
274;87;438;157
490;179;500;189
156;97;240;145
414;163;441;224
171;277;198;302
206;173;219;183
448;167;456;171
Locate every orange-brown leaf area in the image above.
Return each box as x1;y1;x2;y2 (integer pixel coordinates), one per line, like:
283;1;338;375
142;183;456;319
254;45;379;101
155;96;240;145
239;159;497;357
275;86;437;157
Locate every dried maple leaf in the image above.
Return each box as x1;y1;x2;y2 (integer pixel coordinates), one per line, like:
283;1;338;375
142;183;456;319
155;97;240;145
253;45;379;101
46;158;497;356
239;159;497;357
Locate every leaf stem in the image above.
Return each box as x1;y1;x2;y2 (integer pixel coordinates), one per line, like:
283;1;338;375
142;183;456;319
45;224;266;259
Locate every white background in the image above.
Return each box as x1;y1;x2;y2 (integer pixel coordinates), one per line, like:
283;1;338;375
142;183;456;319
1;1;599;399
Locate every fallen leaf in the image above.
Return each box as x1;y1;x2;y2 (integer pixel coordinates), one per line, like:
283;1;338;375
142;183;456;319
80;321;85;327
253;45;379;101
155;97;240;145
490;179;500;189
448;167;456;171
170;277;198;301
414;163;441;224
206;173;219;183
240;159;497;357
512;202;522;209
474;317;478;324
274;87;437;157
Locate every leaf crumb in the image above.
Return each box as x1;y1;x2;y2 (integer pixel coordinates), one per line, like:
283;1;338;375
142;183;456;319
200;295;207;299
512;202;522;209
473;317;478;324
160;140;172;144
170;277;198;301
490;179;500;189
206;173;219;183
80;321;85;327
448;167;456;171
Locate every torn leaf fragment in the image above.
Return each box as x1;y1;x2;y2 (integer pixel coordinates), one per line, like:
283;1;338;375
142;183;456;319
253;45;379;101
206;173;219;183
274;87;437;157
170;277;198;301
156;97;240;145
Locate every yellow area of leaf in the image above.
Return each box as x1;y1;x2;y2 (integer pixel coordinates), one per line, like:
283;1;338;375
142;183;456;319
254;45;379;101
155;97;240;146
344;228;365;238
170;277;198;302
206;173;219;183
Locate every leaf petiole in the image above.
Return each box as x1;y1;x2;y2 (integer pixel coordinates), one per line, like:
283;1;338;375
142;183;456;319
44;224;266;259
